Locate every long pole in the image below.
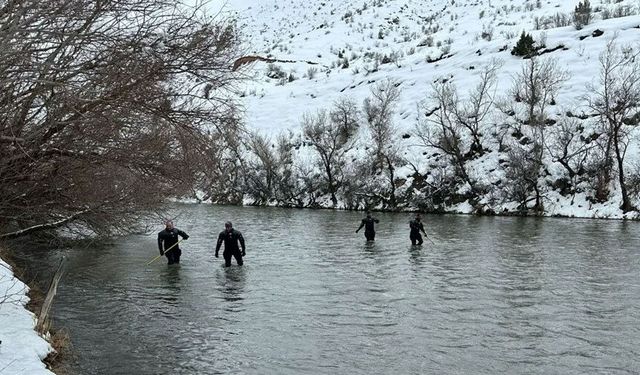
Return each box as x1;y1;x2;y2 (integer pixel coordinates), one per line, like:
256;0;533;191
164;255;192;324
146;239;185;266
426;235;435;245
424;231;435;245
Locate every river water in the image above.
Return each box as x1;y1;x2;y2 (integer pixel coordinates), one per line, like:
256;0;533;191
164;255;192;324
30;204;640;374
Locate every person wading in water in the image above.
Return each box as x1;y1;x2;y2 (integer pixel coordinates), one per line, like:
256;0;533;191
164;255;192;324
157;220;189;265
215;221;246;267
409;214;428;246
356;211;380;241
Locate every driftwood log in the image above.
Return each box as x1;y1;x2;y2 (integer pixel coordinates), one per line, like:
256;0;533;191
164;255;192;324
36;258;65;335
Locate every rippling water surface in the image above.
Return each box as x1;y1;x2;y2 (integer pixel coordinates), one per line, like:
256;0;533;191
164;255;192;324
35;205;640;374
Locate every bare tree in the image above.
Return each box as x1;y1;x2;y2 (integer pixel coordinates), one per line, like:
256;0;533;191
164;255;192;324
510;57;569;127
245;132;277;205
417;80;475;193
272;133;309;207
587;41;640;212
364;79;401;167
363;79;403;208
0;0;244;239
461;59;503;156
302;99;359;206
195;115;247;205
501;57;569;213
245;131;313;207
505;144;545;213
416;61;502;196
544;115;597;196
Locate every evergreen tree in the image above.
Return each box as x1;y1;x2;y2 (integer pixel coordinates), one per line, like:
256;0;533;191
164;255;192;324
511;32;536;57
573;0;592;30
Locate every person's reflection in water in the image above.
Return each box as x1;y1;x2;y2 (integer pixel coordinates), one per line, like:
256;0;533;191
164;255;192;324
408;245;426;267
158;265;182;306
362;240;377;258
216;266;247;303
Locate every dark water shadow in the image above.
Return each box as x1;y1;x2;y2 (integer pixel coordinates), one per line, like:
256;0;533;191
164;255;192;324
362;240;378;256
216;266;247;303
156;264;183;306
408;244;426;267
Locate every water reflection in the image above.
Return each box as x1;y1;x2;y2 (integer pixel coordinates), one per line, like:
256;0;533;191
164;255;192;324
362;241;378;258
157;265;182;305
408;245;426;268
216;266;246;303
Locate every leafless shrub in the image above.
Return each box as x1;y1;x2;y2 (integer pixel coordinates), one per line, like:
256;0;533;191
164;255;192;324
547;117;594;177
266;64;287;79
505;143;545;213
544;116;597;195
481;25;494;41
307;66;318;79
362;79;403;208
302;98;360;206
416;61;502;198
553;12;571;27
245;133;278;205
510;57;569;127
625;160;640;204
497;58;568;212
613;4;634;17
0;274;24;308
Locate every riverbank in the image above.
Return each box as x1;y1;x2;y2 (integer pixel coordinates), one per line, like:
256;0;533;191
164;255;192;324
176;190;640;221
0;245;57;375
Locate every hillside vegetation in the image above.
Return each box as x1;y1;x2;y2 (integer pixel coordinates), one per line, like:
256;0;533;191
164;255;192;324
209;0;640;219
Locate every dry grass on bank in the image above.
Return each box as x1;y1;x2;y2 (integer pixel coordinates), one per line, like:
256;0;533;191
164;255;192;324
44;328;73;373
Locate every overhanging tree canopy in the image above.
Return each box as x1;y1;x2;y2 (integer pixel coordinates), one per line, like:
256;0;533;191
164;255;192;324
0;0;245;239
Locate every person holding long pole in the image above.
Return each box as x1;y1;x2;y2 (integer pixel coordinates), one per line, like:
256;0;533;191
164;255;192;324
157;220;189;265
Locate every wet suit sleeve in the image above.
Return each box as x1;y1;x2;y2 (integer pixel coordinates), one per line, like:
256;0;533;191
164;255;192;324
157;233;164;255
178;229;189;240
215;232;224;254
374;218;379;223
420;223;427;234
238;231;246;255
356;219;365;233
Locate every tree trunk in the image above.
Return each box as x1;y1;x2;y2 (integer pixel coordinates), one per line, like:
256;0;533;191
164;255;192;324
385;154;397;208
614;132;634;212
324;161;337;207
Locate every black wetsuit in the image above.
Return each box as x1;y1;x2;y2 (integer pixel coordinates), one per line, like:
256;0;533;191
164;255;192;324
358;217;379;241
216;229;246;267
158;228;189;265
409;219;424;245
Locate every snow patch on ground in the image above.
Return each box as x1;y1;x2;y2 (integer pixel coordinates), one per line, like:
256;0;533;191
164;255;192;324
0;259;54;375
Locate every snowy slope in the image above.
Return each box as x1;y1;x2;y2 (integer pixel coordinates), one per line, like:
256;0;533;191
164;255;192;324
214;0;640;218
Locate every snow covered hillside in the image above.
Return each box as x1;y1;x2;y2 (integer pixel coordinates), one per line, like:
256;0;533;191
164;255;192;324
212;0;640;219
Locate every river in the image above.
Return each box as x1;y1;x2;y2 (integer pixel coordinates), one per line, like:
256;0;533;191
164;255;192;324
27;204;640;374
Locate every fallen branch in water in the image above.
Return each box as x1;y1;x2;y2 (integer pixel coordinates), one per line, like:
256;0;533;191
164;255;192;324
36;258;65;335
